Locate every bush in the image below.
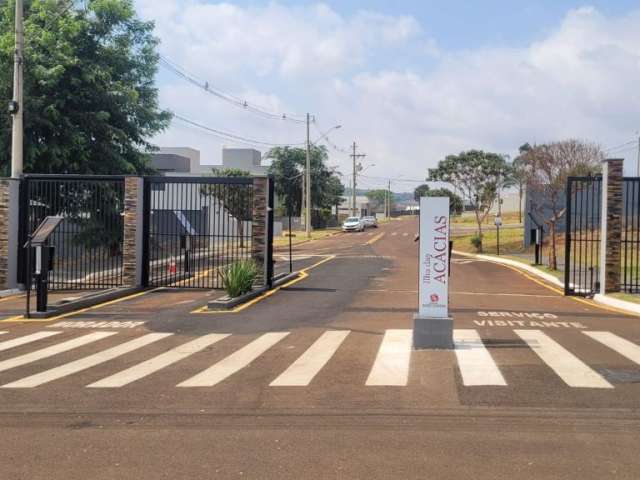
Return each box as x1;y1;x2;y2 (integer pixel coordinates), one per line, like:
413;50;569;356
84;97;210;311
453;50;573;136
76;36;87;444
470;233;483;252
219;260;259;298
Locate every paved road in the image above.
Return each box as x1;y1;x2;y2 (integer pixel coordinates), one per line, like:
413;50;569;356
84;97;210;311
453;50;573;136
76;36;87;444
0;217;639;479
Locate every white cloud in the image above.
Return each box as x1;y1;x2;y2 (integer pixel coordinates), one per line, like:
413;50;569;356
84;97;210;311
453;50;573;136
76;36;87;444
140;2;640;186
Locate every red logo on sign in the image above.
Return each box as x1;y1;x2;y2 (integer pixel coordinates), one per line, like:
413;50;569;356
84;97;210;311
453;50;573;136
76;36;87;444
430;294;439;303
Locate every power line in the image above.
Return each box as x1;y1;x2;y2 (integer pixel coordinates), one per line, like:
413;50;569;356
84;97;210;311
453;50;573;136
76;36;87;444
159;55;307;124
172;113;305;148
604;139;636;154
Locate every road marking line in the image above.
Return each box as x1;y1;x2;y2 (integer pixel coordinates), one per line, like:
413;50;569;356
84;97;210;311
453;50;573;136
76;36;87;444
0;331;6;335
451;291;558;298
87;334;230;388
2;333;172;388
391;232;397;236
366;329;412;386
583;331;640;365
270;331;349;386
0;332;116;373
515;329;613;389
178;332;290;387
402;232;409;237
365;232;385;245
453;329;506;386
0;331;61;353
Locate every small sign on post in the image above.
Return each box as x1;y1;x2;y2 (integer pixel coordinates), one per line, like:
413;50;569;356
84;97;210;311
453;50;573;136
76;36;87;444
413;197;453;349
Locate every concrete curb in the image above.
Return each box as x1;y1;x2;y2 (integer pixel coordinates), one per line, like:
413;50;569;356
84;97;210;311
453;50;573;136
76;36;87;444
453;250;640;316
0;288;21;298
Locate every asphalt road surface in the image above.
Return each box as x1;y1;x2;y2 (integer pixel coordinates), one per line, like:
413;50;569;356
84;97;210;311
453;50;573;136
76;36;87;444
0;217;639;479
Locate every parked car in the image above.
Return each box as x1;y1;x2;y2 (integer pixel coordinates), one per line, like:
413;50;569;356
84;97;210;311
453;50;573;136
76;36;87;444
342;217;364;232
361;216;378;228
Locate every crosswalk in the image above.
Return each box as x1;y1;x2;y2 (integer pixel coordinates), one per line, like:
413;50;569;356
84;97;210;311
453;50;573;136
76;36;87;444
0;328;637;390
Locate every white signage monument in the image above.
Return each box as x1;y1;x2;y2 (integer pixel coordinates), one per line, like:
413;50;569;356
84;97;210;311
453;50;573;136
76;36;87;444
413;196;453;349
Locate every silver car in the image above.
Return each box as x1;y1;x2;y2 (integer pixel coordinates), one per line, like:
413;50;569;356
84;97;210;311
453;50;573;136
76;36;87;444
342;217;364;232
361;216;378;228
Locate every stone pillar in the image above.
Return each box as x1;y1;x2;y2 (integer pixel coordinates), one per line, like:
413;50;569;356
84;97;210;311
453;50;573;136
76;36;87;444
599;159;624;294
122;177;144;287
0;179;21;290
252;177;268;286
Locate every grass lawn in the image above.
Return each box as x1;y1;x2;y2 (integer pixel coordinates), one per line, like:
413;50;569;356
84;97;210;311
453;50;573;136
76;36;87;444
451;226;526;255
273;229;340;247
609;292;640;304
451;211;522;227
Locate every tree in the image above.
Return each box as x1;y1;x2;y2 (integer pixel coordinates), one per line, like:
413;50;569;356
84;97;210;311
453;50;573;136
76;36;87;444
366;189;391;213
267;145;343;224
413;184;430;201
511;144;532;223
428;150;509;252
522;140;603;270
414;184;463;216
0;0;171;175
427;188;464;216
203;168;252;248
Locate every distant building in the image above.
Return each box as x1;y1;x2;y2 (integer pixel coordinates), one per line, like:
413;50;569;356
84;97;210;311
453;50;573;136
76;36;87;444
220;148;268;175
337;196;370;218
150;147;207;175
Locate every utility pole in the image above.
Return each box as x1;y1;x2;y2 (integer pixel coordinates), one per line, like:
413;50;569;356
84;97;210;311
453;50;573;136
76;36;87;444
10;0;24;178
350;142;365;217
305;113;312;238
387;179;391;218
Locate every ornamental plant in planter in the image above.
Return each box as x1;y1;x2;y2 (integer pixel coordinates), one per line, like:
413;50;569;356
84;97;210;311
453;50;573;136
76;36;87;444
219;260;259;298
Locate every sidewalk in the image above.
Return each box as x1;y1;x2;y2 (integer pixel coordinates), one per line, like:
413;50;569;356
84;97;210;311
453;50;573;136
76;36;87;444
453;249;640;317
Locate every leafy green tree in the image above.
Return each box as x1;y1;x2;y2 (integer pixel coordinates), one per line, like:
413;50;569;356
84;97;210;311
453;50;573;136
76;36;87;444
511;144;532;224
366;189;392;213
427;188;464;216
0;0;171;175
428;150;509;252
267;145;343;225
413;184;430;201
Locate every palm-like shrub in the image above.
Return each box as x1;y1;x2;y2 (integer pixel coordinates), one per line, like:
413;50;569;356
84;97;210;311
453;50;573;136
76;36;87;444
219;260;259;298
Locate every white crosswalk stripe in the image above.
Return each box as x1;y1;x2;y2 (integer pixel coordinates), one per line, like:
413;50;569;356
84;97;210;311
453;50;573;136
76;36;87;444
0;332;116;373
0;331;61;353
366;329;412;386
402;232;409;237
178;332;290;387
2;333;171;388
391;232;397;236
584;331;640;365
88;334;230;388
271;331;349;386
454;329;506;386
515;329;613;389
0;328;637;390
0;332;6;335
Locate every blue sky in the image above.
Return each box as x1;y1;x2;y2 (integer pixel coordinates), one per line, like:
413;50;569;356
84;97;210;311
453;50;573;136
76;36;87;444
137;1;640;189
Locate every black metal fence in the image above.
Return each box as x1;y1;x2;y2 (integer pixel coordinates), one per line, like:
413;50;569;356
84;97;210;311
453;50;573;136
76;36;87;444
142;176;256;289
564;176;602;296
622;178;640;293
19;175;125;290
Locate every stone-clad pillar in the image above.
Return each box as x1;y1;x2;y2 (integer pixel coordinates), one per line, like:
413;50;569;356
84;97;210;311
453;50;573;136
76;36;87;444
252;177;268;286
122;177;144;287
0;178;21;290
599;158;624;294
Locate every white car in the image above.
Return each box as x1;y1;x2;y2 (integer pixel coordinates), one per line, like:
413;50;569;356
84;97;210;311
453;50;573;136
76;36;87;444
342;217;364;232
361;216;378;228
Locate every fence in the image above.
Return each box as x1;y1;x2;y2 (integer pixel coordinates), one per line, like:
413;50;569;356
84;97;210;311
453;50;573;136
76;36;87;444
143;176;257;289
564;176;602;296
19;175;125;291
622;178;640;293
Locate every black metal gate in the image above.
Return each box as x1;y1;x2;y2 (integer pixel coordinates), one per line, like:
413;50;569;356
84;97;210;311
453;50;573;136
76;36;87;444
19;175;125;290
622;178;640;294
142;176;272;289
564;175;602;296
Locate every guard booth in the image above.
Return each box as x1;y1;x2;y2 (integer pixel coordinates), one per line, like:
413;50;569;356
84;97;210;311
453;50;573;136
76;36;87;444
24;216;63;316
